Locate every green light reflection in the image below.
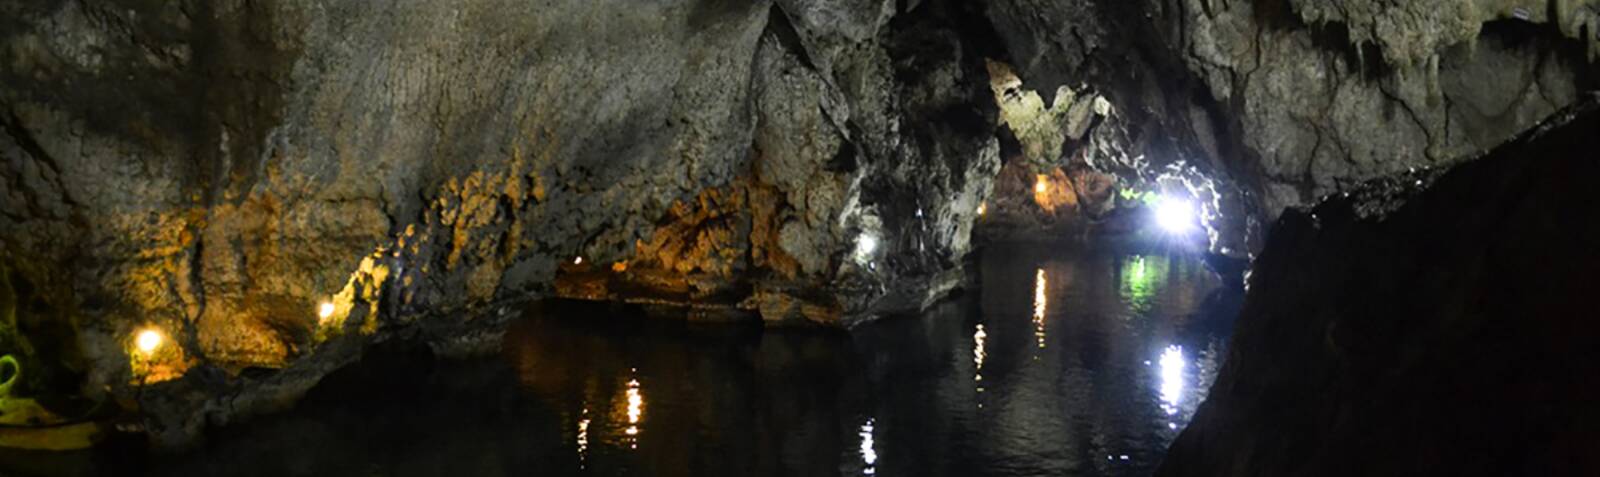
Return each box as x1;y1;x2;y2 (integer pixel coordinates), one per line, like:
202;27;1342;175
1119;255;1167;315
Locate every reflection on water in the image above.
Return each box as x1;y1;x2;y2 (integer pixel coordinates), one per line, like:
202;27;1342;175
860;418;878;475
623;377;642;444
577;409;591;465
973;324;987;383
1158;345;1184;418
1119;255;1168;315
1033;268;1048;350
136;245;1240;477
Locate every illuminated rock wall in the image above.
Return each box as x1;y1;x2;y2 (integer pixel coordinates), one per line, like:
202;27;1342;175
0;0;999;445
2;0;1596;450
984;0;1600;252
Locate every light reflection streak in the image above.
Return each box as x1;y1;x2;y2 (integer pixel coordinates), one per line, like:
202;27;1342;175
974;324;987;400
1033;268;1047;349
859;418;877;475
973;324;987;381
577;408;590;465
1120;255;1163;315
625;377;643;444
1158;345;1185;417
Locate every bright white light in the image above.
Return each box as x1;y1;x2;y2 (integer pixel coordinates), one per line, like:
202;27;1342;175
135;329;163;355
573;256;584;265
1155;197;1196;234
317;302;336;322
856;234;879;258
1159;345;1186;415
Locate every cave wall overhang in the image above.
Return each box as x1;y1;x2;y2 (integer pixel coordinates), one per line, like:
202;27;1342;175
0;0;1006;447
982;0;1600;256
1;0;1597;450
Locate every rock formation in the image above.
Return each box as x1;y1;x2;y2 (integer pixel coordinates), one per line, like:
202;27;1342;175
0;0;1001;446
0;0;1597;451
985;0;1600;253
1158;95;1600;476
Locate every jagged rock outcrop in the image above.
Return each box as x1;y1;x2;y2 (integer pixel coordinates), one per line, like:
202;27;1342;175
983;0;1600;253
1157;96;1600;476
1181;0;1600;216
2;0;1597;453
0;0;1000;447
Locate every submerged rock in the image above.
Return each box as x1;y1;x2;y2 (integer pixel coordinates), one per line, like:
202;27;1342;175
1158;95;1600;476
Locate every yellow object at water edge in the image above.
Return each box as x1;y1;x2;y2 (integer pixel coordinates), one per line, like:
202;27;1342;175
0;355;103;451
0;421;102;451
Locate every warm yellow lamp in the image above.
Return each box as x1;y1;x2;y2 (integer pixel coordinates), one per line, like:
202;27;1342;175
134;329;162;355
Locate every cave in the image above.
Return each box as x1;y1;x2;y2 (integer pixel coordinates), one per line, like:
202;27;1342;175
2;0;1598;476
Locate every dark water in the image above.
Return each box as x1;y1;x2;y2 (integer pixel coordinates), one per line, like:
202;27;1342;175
129;246;1237;477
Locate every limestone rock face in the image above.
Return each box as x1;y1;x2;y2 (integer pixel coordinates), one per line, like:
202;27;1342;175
1;0;1596;451
1158;96;1600;477
0;0;999;446
983;0;1599;251
1181;0;1599;216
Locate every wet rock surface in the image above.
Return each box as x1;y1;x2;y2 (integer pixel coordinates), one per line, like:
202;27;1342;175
1;0;1597;456
0;0;1000;447
983;0;1600;252
1158;96;1600;476
1178;0;1600;216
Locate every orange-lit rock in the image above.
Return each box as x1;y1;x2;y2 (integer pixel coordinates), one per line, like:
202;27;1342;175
1031;169;1080;214
0;0;1002;448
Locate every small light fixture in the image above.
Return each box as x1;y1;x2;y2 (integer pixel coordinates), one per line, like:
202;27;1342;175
856;234;879;257
318;302;336;322
573;256;584;265
135;329;163;355
1154;196;1197;234
976;202;987;216
1034;174;1049;194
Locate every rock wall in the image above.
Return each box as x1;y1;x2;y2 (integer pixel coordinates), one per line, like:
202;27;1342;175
983;0;1600;253
0;0;1001;446
2;0;1597;451
1158;95;1600;476
1181;0;1600;215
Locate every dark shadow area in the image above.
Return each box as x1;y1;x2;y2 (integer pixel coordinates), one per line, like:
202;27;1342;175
1160;96;1600;476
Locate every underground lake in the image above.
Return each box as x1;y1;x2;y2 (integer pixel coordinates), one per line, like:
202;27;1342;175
27;246;1235;476
4;0;1599;475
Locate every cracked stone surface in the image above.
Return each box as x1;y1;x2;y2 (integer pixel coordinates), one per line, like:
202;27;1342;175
985;0;1599;248
0;0;999;447
1180;0;1599;215
0;0;1596;451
